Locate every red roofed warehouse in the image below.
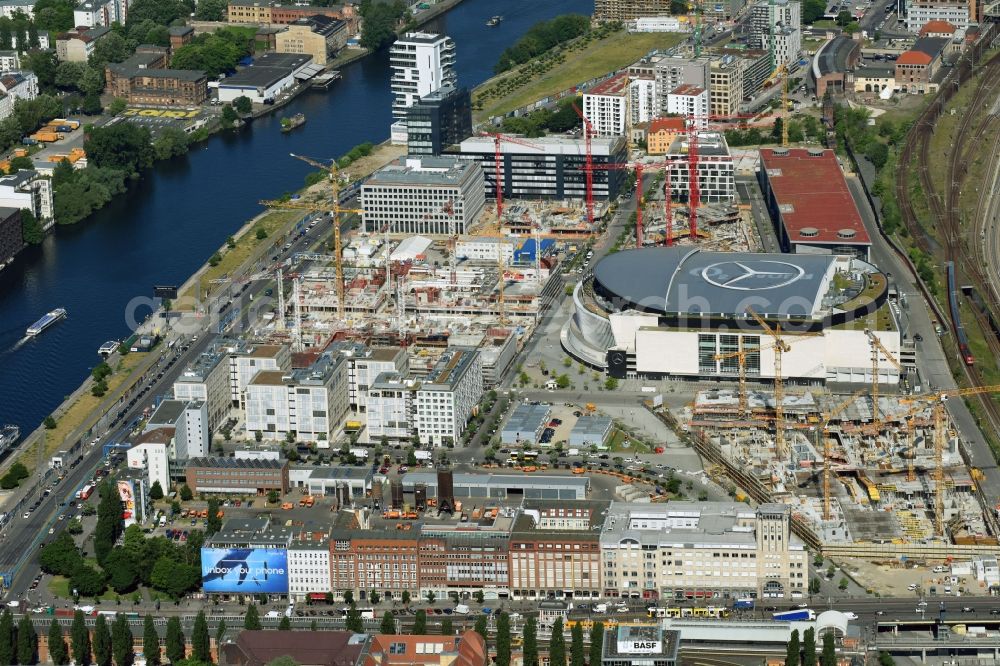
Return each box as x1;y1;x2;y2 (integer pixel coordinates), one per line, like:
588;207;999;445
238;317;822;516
757;147;871;260
895;37;948;93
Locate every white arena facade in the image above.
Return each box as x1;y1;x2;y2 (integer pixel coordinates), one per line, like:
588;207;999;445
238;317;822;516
562;247;902;385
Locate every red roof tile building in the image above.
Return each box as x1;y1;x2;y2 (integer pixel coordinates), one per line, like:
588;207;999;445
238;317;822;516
366;631;488;666
757;148;871;259
895;37;948;93
918;19;957;36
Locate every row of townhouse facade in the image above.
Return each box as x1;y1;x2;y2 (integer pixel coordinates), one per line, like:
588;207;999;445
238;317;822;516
224;501;809;605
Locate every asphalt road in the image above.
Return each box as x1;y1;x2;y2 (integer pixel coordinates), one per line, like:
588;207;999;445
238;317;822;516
0;209;336;602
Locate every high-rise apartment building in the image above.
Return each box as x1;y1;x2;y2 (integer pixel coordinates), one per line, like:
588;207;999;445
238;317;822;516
666;84;709;126
389;32;456;120
583;73;629;136
405;84;473;155
413;348;482;447
709;56;746;117
749;0;801;49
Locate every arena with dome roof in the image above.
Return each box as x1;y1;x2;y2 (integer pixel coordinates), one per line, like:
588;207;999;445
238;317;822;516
562;247;904;384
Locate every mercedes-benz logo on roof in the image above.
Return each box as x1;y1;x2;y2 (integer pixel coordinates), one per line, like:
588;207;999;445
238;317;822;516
701;261;805;291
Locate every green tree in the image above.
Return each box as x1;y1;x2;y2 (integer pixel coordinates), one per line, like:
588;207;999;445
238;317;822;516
91;615;110;666
342;591;354;605
522;617;538;666
588;621;604;666
149;557;200;599
379;611;395;634
838;577;849;590
179;484;193;501
836;9;853;25
32;0;75;32
152;126;190;161
149;481;164;500
266;489;279;504
412;609;427;635
194;0;228;20
191;611;209;662
278;615;290;631
358;0;407;50
108;98;127;116
549;617;566;666
39;532;83;576
84;123;154;175
95;480;124;565
494;14;590;72
104;548;139;593
48;619;68;665
809;577;821;594
143;615;160;666
802;627;816;666
820;632;836;666
215;619;227;646
16;615;36;665
17;207;43;245
473;615;487;641
877;652;895;666
784;628;800;666
0;609;12;666
244;604;261;631
233;96;252;115
401;590;410;605
164;617;184;664
111;613;133;666
569;620;585;666
440;618;453;636
345;603;363;633
472;590;484;604
71;610;91;666
43;415;56;429
206;498;221;535
495;612;511;666
71;563;108;598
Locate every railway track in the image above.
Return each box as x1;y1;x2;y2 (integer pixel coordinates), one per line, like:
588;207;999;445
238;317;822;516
895;26;1000;433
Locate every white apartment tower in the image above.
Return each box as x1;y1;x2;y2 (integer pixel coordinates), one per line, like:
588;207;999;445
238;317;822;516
582;73;629;136
413;348;482;447
666;84;709;127
628;76;657;125
389;32;457;120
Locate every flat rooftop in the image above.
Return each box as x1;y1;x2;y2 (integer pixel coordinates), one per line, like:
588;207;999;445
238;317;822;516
366;156;477;187
460;134;626;158
760;147;870;246
589;72;628;96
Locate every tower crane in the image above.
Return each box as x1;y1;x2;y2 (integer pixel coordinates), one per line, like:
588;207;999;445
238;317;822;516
478;132;546;228
818;389;867;520
746;307;792;460
713;330;821;419
865;328;904;426
261;153;363;321
898;383;1000;536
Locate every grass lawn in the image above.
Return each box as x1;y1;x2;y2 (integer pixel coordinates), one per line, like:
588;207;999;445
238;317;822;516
19;352;147;472
473;31;684;121
175;210;300;309
48;576;122;602
608;428;652;454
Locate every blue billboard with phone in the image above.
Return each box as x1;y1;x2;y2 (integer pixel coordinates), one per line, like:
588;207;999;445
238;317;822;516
201;548;289;593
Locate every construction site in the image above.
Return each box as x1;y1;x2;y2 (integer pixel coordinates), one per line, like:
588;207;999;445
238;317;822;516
667;308;1000;559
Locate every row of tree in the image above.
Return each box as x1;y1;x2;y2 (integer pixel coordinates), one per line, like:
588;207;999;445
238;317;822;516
171;27;256;78
496;98;584;138
784;627;838;666
495;14;591;73
0;607;214;666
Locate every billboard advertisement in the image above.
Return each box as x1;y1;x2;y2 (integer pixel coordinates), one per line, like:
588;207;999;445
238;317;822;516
200;548;289;594
117;480;136;528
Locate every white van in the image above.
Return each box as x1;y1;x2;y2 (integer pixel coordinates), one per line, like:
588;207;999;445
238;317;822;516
593;603;608;614
454;604;470;615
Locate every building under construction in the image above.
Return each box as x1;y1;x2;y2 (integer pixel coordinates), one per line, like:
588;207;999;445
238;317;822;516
677;383;1000;559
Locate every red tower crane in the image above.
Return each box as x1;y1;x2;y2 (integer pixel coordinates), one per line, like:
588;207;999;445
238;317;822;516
478;132;544;226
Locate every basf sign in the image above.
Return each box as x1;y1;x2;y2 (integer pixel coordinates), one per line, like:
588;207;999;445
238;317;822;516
201;548;289;594
617;640;662;654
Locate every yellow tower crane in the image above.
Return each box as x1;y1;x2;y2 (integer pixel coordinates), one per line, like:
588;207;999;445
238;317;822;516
260;153;363;321
899;383;1000;536
865;328;904;426
820;389;867;521
713;331;821;419
746;307;792;460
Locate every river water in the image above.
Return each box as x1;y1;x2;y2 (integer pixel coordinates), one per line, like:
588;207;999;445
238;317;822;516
0;0;592;430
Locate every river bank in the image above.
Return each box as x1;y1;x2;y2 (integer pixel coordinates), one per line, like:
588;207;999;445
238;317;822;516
0;0;593;461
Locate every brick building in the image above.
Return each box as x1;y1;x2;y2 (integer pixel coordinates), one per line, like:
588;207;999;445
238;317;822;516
508;500;607;600
894;37;948;93
185;456;289;495
329;531;421;602
105;46;207;106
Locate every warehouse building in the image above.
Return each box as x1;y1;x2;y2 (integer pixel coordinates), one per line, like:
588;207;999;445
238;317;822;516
563;246;900;385
569;416;613;448
402;472;589;500
361;156;485;235
287;465;372;496
459;135;628;202
501;403;551;445
217;52;313;104
758;147;871;259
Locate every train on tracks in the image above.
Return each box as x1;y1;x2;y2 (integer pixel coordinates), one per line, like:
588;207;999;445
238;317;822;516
946;261;975;366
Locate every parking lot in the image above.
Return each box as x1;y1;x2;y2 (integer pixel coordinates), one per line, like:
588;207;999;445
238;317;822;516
117;107;209;135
